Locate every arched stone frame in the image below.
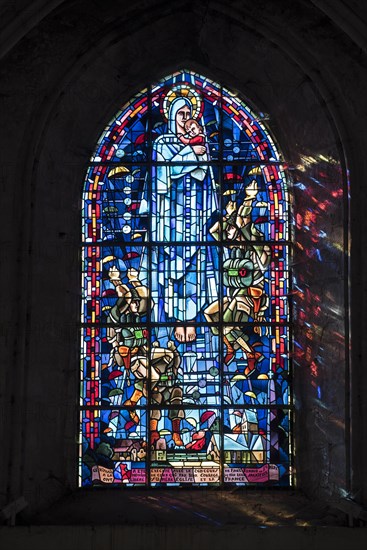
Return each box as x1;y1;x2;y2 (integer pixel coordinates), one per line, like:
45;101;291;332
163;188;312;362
0;2;356;521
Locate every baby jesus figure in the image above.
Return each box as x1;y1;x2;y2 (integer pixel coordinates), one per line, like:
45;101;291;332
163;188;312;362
178;118;206;147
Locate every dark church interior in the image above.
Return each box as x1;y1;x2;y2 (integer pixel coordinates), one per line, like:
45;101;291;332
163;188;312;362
0;0;366;548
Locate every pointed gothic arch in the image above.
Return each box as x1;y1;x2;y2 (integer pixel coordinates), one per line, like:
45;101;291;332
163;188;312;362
80;70;292;487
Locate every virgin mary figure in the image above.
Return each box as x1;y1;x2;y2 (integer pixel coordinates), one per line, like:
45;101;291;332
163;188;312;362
150;95;218;342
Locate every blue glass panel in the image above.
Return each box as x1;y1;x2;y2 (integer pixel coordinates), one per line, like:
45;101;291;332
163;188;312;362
81;70;292;487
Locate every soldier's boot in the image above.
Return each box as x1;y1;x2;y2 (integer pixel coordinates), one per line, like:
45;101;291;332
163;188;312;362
223;336;235;365
171;418;184;447
244;351;262;376
150;418;160;446
124;389;143;424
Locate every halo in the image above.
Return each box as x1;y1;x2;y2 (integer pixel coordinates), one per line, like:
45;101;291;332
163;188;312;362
161;83;202;121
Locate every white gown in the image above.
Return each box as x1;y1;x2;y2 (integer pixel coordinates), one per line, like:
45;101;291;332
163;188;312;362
146;97;219;323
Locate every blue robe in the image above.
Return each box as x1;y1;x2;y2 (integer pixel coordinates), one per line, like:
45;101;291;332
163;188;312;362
150;97;218;323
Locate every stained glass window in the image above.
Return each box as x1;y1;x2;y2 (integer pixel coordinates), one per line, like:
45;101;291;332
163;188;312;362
80;70;292;487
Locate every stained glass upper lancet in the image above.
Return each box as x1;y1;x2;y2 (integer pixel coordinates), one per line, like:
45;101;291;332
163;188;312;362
80;70;292;487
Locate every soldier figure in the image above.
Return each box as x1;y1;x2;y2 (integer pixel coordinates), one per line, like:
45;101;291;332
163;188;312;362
204;181;271;375
107;266;185;447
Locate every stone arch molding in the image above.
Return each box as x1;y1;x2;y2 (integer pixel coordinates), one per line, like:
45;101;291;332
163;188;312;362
2;3;351;517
